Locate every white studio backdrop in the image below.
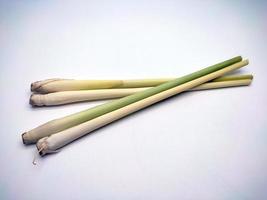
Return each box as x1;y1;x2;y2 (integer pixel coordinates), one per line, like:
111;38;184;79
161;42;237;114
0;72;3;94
0;0;267;199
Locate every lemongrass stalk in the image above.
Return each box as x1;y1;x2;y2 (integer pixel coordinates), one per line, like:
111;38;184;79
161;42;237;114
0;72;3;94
190;79;252;91
30;75;253;106
32;75;254;94
212;74;253;82
31;69;252;94
30;88;149;106
31;78;174;93
36;59;249;155
22;56;242;144
31;75;254;94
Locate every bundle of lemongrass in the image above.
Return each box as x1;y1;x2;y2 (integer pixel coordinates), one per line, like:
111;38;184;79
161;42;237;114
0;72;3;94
23;56;253;158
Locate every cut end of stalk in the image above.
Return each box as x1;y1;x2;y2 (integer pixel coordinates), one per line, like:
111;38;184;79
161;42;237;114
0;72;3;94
31;80;46;93
29;94;35;106
22;132;27;144
31;82;39;92
36;138;47;156
31;82;46;93
248;79;253;85
22;132;34;145
36;137;61;156
36;137;49;156
31;78;64;93
30;94;44;106
243;59;249;65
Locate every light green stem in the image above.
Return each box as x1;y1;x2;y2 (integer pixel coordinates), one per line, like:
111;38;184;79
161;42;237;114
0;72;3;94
212;74;253;82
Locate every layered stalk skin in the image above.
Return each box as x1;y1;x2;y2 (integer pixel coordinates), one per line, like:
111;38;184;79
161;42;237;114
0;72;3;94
31;74;253;94
31;78;67;92
30;88;150;106
31;62;251;94
30;74;253;106
31;78;174;93
22;56;242;144
36;59;249;156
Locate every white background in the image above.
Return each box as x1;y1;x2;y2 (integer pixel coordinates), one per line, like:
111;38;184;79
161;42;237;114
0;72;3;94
0;0;267;199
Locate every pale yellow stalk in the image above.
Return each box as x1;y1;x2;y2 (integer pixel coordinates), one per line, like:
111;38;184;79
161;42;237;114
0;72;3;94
30;78;252;106
31;75;253;94
31;78;173;93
